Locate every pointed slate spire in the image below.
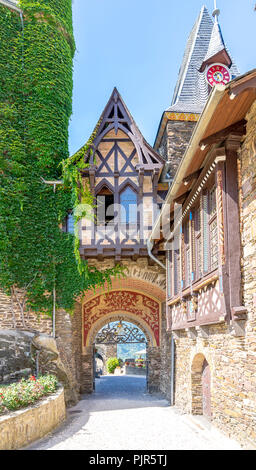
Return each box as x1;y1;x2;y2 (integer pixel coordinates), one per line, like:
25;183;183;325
199;7;232;71
167;5;239;115
168;6;214;114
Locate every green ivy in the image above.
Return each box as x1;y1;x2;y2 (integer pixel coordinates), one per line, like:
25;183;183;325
0;1;124;320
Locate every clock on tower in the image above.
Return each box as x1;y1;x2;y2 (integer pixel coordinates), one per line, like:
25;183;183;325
206;63;231;87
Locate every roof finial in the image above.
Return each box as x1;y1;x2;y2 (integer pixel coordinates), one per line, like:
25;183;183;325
213;0;220;22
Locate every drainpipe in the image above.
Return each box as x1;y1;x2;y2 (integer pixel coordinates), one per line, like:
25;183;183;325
147;240;166;270
41;179;63;338
170;335;175;406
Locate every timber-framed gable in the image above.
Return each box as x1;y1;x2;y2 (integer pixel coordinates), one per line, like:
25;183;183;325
75;88;167;261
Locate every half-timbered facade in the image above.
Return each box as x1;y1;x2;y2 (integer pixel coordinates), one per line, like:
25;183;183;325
151;66;256;446
77;88;167;261
67;88;168;394
1;2;256;450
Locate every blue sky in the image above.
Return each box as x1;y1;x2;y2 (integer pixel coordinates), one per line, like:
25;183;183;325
69;0;255;155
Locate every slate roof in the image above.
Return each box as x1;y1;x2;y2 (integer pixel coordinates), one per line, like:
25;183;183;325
168;5;239;115
203;16;226;63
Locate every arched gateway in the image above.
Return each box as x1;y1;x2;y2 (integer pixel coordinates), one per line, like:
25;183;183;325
61;87;167;399
81;279;165;394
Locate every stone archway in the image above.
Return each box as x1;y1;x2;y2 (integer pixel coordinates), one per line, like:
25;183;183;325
191;353;212;418
81;287;164;394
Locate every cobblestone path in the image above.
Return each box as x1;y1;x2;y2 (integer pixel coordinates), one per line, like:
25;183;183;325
26;376;241;450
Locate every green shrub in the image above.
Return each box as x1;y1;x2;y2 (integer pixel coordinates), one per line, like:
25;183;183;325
0;374;58;415
106;357;119;374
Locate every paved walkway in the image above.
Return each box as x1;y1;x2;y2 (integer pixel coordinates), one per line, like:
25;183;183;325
26;376;241;450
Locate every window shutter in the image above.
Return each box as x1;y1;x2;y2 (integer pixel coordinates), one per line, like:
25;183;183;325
202;192;209;273
167;251;172;298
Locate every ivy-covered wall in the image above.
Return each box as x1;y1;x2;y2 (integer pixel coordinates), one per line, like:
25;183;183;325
0;1;123;323
0;0;77;317
0;0;75;175
0;4;25;179
19;0;75;175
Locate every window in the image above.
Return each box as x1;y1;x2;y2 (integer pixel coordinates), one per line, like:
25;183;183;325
184;220;190;288
174;247;180;296
96;187;114;225
195;206;202;280
120;187;137;224
202;185;218;274
209;186;218;270
67;213;74;234
167;250;172;298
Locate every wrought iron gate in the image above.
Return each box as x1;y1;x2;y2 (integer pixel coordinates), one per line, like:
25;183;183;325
95;321;147;345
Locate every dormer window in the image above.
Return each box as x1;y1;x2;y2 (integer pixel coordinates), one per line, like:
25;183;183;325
120;187;137;224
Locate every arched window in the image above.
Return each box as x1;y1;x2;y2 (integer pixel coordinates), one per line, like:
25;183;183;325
96;186;114;225
120;186;137;224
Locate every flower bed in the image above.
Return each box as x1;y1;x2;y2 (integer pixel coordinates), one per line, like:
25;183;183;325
0;375;58;415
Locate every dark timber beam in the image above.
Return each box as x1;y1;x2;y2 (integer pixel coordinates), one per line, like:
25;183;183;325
225;138;243;319
229;75;256;99
199;120;246;148
182;169;202;186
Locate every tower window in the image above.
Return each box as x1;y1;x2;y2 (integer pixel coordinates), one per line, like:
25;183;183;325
96;187;114;225
120;187;137;224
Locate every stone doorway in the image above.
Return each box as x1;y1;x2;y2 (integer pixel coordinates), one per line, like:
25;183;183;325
191;353;211;419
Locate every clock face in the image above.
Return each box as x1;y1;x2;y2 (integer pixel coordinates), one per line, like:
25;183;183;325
206;63;231;87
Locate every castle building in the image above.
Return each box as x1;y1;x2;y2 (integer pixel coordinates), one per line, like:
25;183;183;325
0;1;256;449
68;87;168;394
155;6;239;180
150;6;256;450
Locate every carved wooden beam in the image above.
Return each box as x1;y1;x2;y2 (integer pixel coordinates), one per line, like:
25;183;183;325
225;133;243;151
193;274;218;293
182;169;202;186
229;76;256;100
199;120;246;148
89;167;96;196
225;148;242;320
139;168;144;198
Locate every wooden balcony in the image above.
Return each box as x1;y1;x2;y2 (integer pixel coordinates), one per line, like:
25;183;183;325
167;270;227;330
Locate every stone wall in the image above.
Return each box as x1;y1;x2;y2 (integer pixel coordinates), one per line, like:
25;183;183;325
0;330;35;383
54;303;83;403
147;346;161;393
0;289;52;334
158;120;196;179
96;344;117;375
0;387;65;450
159;304;172;400
172;100;256;450
86;257;166;293
0;291;83;405
124;365;146;376
0;253;166;402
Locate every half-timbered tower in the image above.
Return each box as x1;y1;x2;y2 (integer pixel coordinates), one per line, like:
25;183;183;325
154;5;239;182
78;87;167;262
70;88;168;394
150;68;256;447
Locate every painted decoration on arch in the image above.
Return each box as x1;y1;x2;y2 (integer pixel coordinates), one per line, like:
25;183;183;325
83;290;160;346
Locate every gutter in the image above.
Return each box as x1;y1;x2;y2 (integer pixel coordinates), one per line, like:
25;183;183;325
147;84;227;269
